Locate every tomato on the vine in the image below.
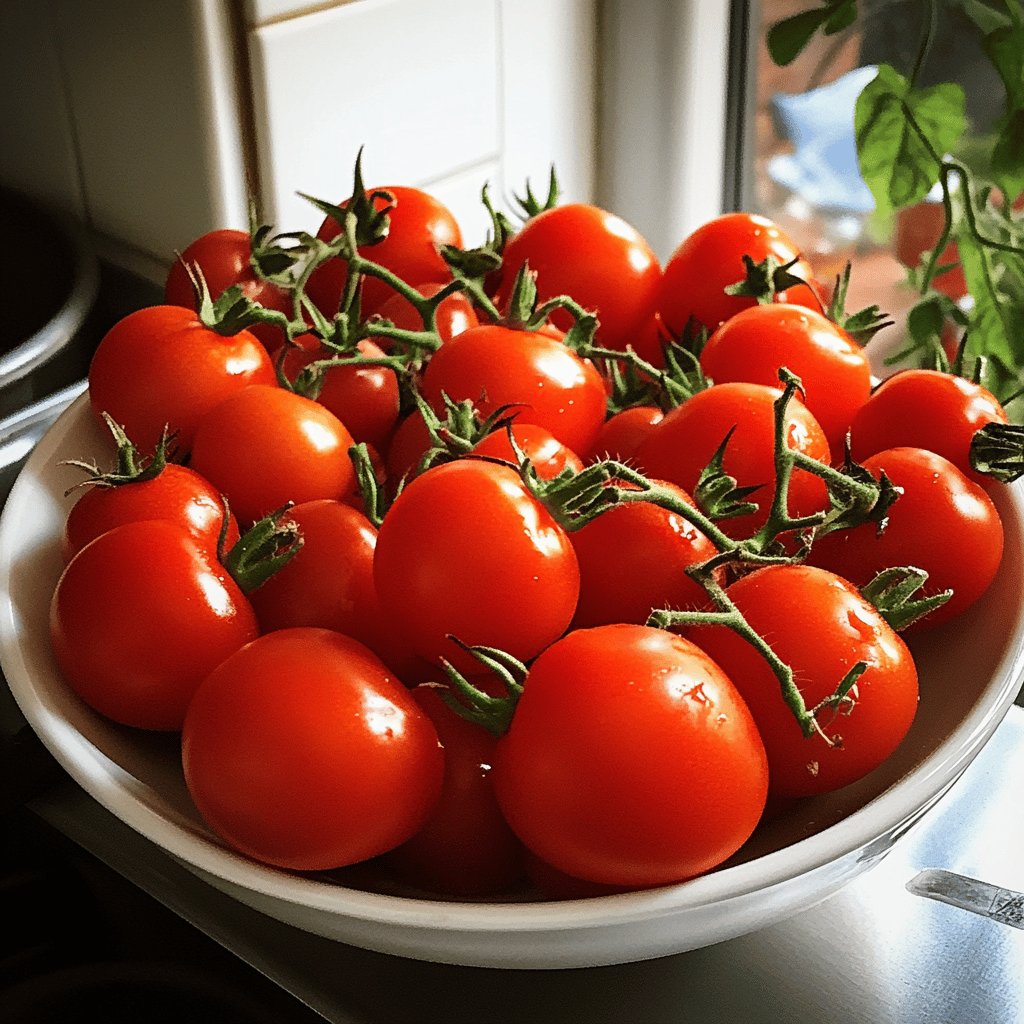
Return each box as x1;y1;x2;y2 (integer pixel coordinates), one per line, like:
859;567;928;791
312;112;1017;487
373;459;579;668
419;324;608;456
182;627;444;871
658;213;820;336
692;564;919;798
305;186;463;317
585;405;664;465
189;384;356;525
383;681;525;897
88;305;276;455
493;624;769;888
570;480;719;628
809;447;1003;630
164;228;294;350
493;203;662;353
50;519;259;731
634;381;831;538
370;281;479;350
699;303;872;452
849;368;1009;487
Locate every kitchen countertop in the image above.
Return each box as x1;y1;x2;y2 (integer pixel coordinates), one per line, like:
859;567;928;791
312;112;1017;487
20;704;1024;1024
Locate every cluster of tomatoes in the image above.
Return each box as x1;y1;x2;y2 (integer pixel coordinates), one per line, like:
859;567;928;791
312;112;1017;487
46;161;1016;900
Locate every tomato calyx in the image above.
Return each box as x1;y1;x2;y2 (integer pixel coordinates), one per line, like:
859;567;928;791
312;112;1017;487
586;338;710;411
511;165;560;221
348;442;388;528
440;182;512;287
692;428;765;522
187;262;293;340
860;566;953;631
218;502;304;595
246;199;308;288
724;253;813;306
970;421;1024;482
495;263;599;351
435;637;527;737
62;413;174;494
822;263;894;346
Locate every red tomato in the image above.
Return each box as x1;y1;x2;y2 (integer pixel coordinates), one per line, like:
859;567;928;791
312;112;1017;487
634;382;831;539
182;628;444;871
88;306;276;455
699;303;872;452
383;682;525;897
849;369;1009;487
305;186;463;317
371;281;479;350
808;447;1003;630
658;213;820;336
493;204;662;353
62;461;239;562
276;335;401;453
693;564;919;798
893;201;967;300
189;384;356;526
470;423;584;480
420;324;608;456
570;480;719;628
373;459;579;668
493;625;768;887
585;405;664;465
164;228;294;350
49;519;259;730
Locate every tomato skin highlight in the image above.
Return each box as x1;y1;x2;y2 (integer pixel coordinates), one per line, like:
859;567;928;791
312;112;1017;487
658;212;820;336
373;459;579;668
49;519;259;731
88;305;276;456
306;186;463;317
182;628;444;871
420;324;608;457
699;303;872;452
808;447;1003;630
189;384;356;526
62;462;240;562
634;382;831;538
493;624;769;888
849;369;1009;487
493;203;662;353
693;565;919;798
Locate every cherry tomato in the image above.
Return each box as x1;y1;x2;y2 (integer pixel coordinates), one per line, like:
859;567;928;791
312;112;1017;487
493;204;662;352
634;382;831;539
808;447;1003;630
182;627;444;871
419;324;608;456
371;281;479;350
305;186;462;317
570;480;719;629
373;459;579;668
88;306;276;455
190;384;356;526
470;423;583;480
383;682;525;897
493;624;769;888
849;369;1008;487
62;460;239;562
699;303;872;452
893;201;967;300
276;336;401;453
50;519;259;731
692;564;919;798
585;405;664;465
658;213;820;336
164;228;294;350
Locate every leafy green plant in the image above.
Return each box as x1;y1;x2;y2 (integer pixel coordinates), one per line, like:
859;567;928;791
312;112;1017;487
768;0;1024;413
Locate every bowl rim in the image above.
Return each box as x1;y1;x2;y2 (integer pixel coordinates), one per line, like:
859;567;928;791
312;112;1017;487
3;393;1022;935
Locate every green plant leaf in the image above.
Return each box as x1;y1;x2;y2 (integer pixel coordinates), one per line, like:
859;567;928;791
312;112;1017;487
984;21;1024;112
959;0;1012;35
992;109;1024;204
855;65;967;213
766;1;857;66
957;221;1024;370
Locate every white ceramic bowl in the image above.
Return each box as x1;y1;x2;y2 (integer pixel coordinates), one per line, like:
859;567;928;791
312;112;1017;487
2;394;1022;970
